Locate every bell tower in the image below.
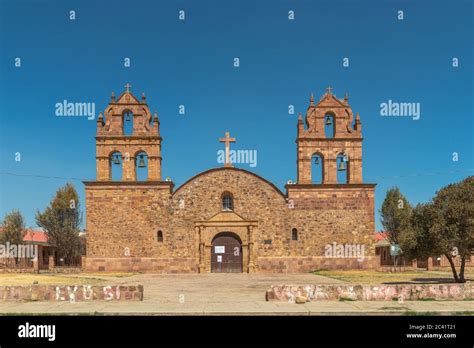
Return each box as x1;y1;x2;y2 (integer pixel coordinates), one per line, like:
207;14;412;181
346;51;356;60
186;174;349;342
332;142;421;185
296;87;363;184
84;84;173;264
95;83;162;181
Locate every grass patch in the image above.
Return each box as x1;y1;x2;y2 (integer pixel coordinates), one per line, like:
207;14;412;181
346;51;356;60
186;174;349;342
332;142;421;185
0;271;140;286
0;274;104;286
79;272;139;278
404;311;441;316
454;311;474;315
380;306;410;310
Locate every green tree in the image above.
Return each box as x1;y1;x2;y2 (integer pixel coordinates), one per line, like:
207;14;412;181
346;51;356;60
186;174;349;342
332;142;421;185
35;183;82;265
1;209;25;245
380;187;412;266
380;187;412;245
1;210;25;266
399;176;474;283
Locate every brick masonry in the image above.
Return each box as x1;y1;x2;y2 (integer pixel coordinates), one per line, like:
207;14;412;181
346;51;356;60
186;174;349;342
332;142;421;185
266;283;474;301
83;87;377;273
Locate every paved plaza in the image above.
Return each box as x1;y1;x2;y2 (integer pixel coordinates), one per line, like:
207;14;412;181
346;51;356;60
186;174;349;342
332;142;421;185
1;273;473;315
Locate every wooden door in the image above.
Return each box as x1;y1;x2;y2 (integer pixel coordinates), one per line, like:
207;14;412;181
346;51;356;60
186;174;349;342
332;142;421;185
211;232;242;273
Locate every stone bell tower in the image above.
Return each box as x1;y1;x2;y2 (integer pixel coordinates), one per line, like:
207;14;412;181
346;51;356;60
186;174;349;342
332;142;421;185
84;84;173;267
296;87;363;184
95;83;162;181
287;87;377;269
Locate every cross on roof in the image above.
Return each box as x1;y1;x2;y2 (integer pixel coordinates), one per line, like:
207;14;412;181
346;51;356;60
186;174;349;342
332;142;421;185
125;83;132;92
219;132;236;167
326;86;333;95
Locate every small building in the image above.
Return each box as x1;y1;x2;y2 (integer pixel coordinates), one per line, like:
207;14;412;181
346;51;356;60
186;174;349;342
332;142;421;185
0;228;52;271
375;230;473;270
374;232;391;266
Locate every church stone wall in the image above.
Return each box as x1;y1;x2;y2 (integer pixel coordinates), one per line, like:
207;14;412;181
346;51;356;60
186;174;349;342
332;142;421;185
83;168;376;272
287;184;376;253
256;184;377;272
84;182;173;259
170;168;289;257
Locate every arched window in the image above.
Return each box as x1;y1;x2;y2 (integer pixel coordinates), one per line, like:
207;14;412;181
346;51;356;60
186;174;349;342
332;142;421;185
291;228;298;241
311;153;324;184
222;192;234;211
324;113;335;138
123;111;133;136
157;230;163;242
135;151;148;181
336;153;349;184
110;151;122;181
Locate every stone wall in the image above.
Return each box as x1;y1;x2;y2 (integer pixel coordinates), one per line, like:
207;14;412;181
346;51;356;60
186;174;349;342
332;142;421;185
0;285;143;301
0;268;37;274
171;168;289;259
84;181;173;258
50;267;82;274
287;184;376;257
84;168;377;272
83;257;198;273
257;256;379;273
266;283;474;301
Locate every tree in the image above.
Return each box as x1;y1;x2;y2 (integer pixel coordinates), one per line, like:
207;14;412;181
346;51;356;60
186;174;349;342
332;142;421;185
399;176;474;283
380;187;412;266
1;209;25;245
1;210;25;266
35;183;82;265
380;187;412;245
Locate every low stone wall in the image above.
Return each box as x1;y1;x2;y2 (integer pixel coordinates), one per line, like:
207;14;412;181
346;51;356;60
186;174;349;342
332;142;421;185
257;256;379;273
50;267;82;274
378;266;413;272
83;256;379;273
82;257;198;273
266;284;474;302
0;268;37;274
0;285;143;301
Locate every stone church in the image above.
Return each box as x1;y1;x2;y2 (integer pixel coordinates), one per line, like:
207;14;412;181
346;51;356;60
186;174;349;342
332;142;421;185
83;85;377;273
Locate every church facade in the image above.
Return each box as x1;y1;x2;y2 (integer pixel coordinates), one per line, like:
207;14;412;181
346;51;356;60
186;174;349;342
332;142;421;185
83;85;377;273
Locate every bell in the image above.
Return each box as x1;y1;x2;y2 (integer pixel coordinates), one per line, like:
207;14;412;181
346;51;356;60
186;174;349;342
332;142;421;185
138;155;146;168
325;116;332;126
125;113;132;122
338;160;346;171
112;155;120;165
314;157;320;165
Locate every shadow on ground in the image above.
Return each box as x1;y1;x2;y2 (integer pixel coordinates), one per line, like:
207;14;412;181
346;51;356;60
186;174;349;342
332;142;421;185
382;277;470;285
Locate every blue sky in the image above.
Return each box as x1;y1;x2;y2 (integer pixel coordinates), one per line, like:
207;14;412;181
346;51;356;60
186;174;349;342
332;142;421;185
0;0;472;231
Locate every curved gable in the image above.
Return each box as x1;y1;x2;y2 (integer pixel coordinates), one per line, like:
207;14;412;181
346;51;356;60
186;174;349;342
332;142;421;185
172;167;286;200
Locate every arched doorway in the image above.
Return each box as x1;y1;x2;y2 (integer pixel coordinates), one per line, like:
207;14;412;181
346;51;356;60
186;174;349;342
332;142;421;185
211;232;243;273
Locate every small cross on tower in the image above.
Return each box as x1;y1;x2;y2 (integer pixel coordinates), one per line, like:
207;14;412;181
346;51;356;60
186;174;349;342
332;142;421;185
326;86;333;95
219;132;236;167
125;83;132;92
